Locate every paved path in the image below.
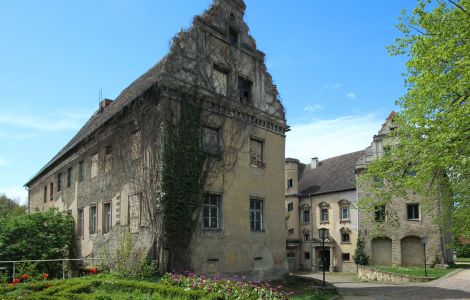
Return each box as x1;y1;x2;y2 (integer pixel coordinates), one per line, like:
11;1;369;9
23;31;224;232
299;269;470;300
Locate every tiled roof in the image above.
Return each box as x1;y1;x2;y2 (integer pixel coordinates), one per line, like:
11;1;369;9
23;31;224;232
298;150;364;196
25;59;168;186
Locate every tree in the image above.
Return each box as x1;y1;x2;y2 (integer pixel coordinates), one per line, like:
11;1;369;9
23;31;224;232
365;0;469;238
0;208;74;277
353;236;369;266
0;194;25;219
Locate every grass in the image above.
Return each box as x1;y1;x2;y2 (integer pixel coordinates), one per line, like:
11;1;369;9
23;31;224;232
371;265;455;278
290;292;336;300
455;257;470;262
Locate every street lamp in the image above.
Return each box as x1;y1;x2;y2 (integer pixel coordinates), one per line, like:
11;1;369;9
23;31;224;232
420;236;428;277
318;227;329;286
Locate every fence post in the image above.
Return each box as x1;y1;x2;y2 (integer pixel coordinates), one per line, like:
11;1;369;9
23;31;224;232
12;262;15;280
62;260;65;279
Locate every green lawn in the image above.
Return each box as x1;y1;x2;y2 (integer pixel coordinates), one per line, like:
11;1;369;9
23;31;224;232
371;265;455;278
455;257;470;262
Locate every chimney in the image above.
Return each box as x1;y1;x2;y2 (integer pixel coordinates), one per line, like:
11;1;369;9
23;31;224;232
99;99;113;112
311;157;319;169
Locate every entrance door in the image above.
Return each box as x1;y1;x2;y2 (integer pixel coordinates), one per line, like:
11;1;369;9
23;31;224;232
318;248;330;271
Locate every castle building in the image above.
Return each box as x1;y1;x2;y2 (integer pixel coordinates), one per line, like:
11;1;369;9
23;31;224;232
25;0;288;279
285;151;364;272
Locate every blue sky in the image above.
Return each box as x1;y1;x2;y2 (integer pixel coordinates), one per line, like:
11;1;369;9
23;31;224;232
0;0;416;203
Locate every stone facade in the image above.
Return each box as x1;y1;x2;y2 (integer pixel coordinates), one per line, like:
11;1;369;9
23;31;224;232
26;0;288;280
356;112;453;267
357;265;435;283
285;152;364;273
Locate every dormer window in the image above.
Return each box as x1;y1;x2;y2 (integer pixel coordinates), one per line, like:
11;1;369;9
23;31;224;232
229;27;238;46
238;76;252;104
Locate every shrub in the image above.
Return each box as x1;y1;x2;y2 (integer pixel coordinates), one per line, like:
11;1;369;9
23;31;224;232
353;236;369;266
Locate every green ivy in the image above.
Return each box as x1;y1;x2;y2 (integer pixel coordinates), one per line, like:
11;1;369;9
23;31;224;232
161;96;207;272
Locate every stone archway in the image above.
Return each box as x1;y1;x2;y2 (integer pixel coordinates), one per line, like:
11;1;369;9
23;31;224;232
371;237;392;265
401;236;424;266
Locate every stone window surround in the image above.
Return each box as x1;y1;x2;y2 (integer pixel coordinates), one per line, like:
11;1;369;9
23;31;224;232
338;199;351;223
318;202;330;224
340;227;352;244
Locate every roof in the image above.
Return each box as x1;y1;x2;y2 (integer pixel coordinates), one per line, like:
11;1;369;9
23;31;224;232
297;150;364;196
24;58;168;187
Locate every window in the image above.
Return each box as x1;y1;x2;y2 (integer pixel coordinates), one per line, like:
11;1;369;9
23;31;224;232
342;253;350;261
287;179;293;188
50;183;53;201
90;205;97;234
131;130;142;159
202;127;220;156
302;210;310;223
79;161;84;182
250;138;264;167
287;202;293;212
105;145;113;172
304;252;310;260
250;198;263;231
213;66;228;96
91;153;98;178
287;252;295;258
203;193;221;229
288;228;294;235
103;203;112;234
407;203;420;220
78;209;84;238
57;173;62;191
229;27;238;46
341;207;349;221
375;205;386;222
67;167;72;188
341;233;350;243
43;186;47;203
304;233;310;242
320;208;329;223
238;76;252;104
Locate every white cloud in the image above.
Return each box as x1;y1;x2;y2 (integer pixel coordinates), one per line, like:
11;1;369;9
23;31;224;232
346;92;357;100
0;158;9;167
303;104;324;113
0;109;92;131
0;186;28;205
322;83;342;92
286;113;383;163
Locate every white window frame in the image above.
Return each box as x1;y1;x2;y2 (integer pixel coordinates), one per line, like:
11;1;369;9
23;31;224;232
203;193;221;230
90;205;97;234
250;198;264;231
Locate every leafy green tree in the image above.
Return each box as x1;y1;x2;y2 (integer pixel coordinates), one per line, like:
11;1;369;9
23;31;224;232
0;208;74;277
353;236;369;266
0;194;25;219
365;0;469;238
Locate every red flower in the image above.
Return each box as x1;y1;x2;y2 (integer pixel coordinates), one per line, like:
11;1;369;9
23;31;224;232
43;273;49;279
21;274;30;280
13;278;19;284
8;283;14;286
90;267;97;273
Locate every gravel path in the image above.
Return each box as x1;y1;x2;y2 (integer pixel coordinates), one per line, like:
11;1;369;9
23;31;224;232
299;269;470;300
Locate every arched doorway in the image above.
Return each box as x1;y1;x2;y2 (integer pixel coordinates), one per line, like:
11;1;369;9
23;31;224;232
371;237;392;265
401;236;424;266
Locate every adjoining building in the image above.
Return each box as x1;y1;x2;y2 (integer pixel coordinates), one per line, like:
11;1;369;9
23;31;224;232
25;0;288;279
285;151;364;272
356;112;453;267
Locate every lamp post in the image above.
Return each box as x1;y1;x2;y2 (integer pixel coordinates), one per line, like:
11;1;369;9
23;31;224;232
318;227;329;286
421;236;428;277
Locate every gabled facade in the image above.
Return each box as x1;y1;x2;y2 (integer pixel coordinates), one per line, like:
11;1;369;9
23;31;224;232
356;112;453;266
25;0;288;279
285;151;364;272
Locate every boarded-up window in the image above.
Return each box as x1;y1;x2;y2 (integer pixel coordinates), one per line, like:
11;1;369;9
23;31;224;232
213;67;228;96
67;167;72;188
105;145;113;172
249;138;264;167
202;127;220;155
129;194;141;233
131;130;142;160
238;76;252;104
91;153;98;178
57;172;62;191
